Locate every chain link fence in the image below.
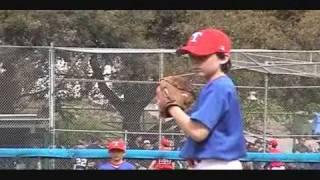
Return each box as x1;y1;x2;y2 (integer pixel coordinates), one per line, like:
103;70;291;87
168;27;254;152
0;46;50;169
0;46;320;169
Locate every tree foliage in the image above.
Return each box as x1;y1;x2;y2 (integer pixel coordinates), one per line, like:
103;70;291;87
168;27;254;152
0;10;319;144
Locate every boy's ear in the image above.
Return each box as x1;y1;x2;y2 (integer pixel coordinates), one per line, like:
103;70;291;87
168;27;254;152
219;54;230;65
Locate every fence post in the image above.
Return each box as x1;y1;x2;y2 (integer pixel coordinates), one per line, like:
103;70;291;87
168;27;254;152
263;74;269;152
49;42;56;169
159;53;164;148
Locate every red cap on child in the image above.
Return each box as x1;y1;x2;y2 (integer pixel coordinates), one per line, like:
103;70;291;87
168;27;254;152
177;28;231;57
107;139;126;151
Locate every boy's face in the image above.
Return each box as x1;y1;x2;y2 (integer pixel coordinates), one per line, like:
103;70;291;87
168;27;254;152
190;54;225;79
109;149;125;161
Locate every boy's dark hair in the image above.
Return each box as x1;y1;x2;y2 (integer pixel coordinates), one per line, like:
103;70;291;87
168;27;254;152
216;52;231;73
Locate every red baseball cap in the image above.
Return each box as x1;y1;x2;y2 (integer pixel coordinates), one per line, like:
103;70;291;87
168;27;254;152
177;28;231;57
268;139;278;147
107;139;126;151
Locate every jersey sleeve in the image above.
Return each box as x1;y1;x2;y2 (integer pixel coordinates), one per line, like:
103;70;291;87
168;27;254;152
190;89;229;130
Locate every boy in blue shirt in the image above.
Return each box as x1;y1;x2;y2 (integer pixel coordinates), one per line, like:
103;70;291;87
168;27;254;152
157;28;247;169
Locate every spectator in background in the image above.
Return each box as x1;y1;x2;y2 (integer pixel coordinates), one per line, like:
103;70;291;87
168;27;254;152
97;139;135;170
133;136;144;149
73;140;90;170
73;138;104;170
175;137;190;169
252;139;265;169
294;138;309;153
267;139;280;153
264;139;286;170
293;138;312;169
148;137;175;170
242;142;255;170
85;137;104;170
143;140;154;150
304;137;320;153
132;139;154;169
254;139;265;152
86;136;104;149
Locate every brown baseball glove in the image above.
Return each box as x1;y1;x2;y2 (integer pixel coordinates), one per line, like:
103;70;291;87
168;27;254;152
156;75;195;118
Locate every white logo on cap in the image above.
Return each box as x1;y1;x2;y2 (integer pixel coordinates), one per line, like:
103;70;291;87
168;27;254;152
219;46;225;51
191;32;203;42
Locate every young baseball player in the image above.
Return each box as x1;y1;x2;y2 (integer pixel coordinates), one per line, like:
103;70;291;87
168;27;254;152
265;139;286;170
73;143;89;170
73;138;102;170
157;28;247;169
97;139;135;170
148;137;175;170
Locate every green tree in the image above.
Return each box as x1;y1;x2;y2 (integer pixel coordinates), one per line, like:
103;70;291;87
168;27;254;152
0;10;319;147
